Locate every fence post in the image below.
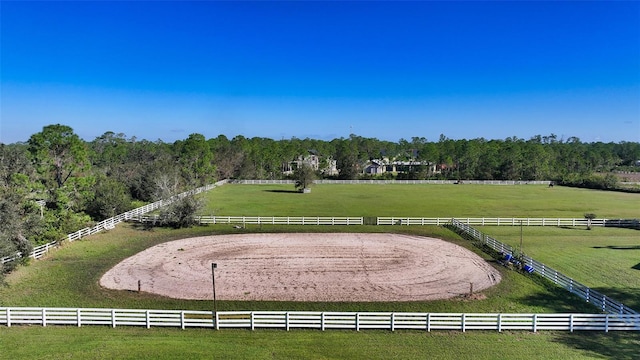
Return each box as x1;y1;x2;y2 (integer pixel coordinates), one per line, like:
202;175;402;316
286;312;290;331
250;312;254;330
6;308;10;327
462;313;466;332
426;313;431;332
356;313;360;331
321;312;325;331
42;308;46;327
497;314;502;332
570;314;574;332
391;313;395;331
77;308;81;327
146;310;150;329
112;309;116;328
532;314;537;333
605;314;609;333
181;311;185;330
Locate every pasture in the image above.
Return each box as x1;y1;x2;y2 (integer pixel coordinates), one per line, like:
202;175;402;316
2;326;639;360
1;183;639;358
480;226;640;310
201;183;640;218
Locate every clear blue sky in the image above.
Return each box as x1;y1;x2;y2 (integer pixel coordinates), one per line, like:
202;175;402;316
1;1;639;144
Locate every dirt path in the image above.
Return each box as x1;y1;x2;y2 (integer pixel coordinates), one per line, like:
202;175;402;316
100;233;501;302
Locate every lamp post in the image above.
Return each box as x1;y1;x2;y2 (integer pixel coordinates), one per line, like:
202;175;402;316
212;263;217;329
519;220;523;257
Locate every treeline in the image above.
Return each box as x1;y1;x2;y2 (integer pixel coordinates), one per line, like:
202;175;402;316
1;124;639;269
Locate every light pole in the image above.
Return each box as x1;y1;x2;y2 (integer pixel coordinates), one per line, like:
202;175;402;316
519;220;523;257
212;263;217;328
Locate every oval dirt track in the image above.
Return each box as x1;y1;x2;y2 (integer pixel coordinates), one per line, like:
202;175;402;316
100;233;501;302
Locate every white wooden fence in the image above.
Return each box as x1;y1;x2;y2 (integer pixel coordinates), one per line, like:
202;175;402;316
376;217;638;227
233;180;551;185
136;215;364;226
449;219;638;315
1;308;638;332
0;180;228;265
129;216;637;228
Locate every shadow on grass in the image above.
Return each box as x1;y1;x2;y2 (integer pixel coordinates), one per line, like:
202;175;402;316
591;287;640;313
633;263;640;271
517;273;596;313
519;276;640;359
592;245;640;250
518;274;640;313
264;189;300;194
558;226;590;231
553;332;640;360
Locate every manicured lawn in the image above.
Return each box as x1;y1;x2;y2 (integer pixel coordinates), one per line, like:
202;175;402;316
202;184;640;218
2;326;638;360
479;226;640;310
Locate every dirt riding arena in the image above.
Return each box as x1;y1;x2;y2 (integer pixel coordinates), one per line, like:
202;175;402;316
100;233;501;302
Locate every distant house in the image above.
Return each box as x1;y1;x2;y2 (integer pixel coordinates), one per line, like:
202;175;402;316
363;159;385;175
283;151;338;176
363;158;436;176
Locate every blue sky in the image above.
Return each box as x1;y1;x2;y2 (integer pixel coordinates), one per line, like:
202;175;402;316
1;1;639;144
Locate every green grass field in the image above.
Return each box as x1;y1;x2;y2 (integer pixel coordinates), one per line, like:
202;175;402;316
1;183;639;359
2;326;639;360
479;226;640;310
202;184;640;218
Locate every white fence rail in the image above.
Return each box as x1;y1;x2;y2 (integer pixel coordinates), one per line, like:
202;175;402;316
1;308;638;332
377;217;639;227
0;180;228;265
136;215;364;226
233;180;551;185
130;216;637;228
449;219;638;315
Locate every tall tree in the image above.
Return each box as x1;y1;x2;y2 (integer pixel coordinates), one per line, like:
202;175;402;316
27;125;93;240
175;133;216;186
0;145;41;277
334;138;360;179
28;124;90;188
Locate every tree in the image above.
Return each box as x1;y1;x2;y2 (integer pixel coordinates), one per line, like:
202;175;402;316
84;175;133;221
151;172;203;228
0;144;45;257
209;135;244;179
28;124;89;188
293;163;316;192
157;194;203;228
334;138;360;179
584;213;596;230
0;191;38;265
175;133;215;186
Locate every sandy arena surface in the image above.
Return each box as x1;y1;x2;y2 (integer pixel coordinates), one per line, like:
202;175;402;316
100;233;501;302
